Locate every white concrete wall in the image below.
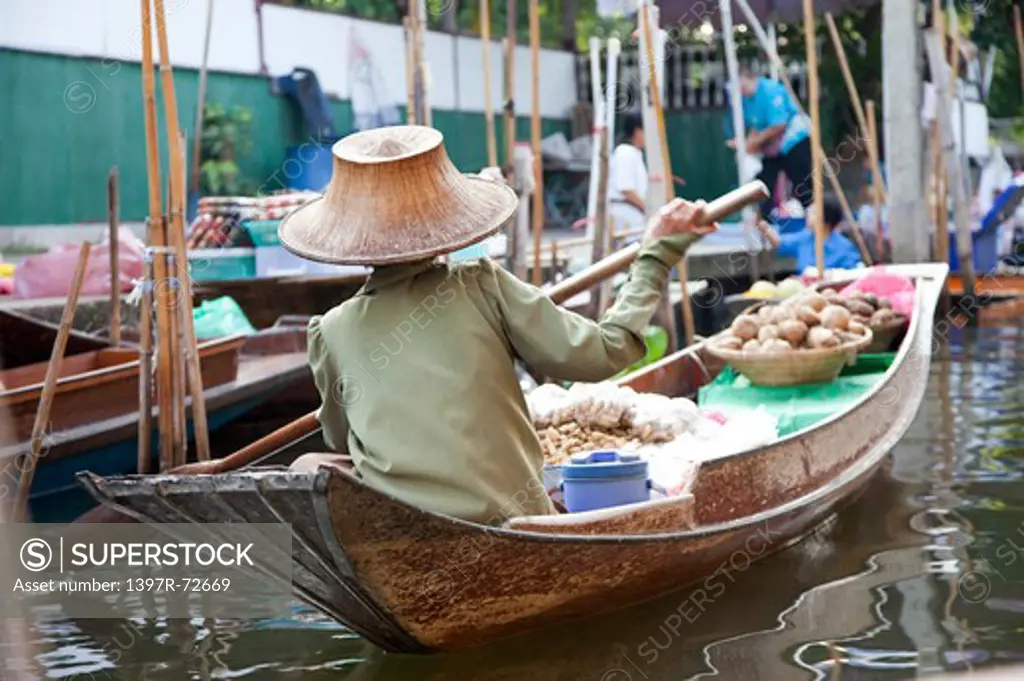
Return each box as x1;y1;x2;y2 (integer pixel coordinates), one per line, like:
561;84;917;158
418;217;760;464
1;0;576;118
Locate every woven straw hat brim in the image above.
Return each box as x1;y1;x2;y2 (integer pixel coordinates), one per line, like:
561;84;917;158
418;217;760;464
279;175;517;266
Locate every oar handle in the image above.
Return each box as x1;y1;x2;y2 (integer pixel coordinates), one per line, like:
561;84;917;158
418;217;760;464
547;180;769;306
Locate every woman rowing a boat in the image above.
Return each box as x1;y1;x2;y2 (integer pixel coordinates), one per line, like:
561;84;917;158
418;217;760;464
280;125;717;526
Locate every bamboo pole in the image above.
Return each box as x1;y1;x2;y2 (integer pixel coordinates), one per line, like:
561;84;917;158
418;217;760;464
802;0;824;275
1015;6;1024;97
504;0;517;174
403;17;416;124
733;0;868;266
481;0;498;167
640;2;694;346
419;0;432;127
140;0;176;470
138;251;154;474
529;0;543;285
15;243;92;519
190;0;214;198
550;238;559;285
925;32;977;302
107;167;121;346
866;100;884;260
589;119;611;314
824;12;888;203
931;0;950;270
153;0;212;464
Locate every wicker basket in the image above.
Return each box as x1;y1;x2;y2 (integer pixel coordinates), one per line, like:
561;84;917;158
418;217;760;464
707;327;874;387
866;315;909;353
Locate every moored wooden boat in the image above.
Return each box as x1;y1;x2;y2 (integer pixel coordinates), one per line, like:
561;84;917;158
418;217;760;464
0;307;110;370
1;325;312;520
80;264;947;653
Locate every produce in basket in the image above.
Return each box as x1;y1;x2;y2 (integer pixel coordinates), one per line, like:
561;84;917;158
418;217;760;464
716;291;870;354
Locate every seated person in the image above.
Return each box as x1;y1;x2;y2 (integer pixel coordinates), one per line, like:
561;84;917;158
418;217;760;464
757;195;863;272
282;126;717;526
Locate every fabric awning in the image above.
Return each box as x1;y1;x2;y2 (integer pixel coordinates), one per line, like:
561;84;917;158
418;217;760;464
655;0;879;27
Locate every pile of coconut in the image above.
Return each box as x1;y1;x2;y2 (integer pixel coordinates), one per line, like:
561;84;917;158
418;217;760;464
717;289;871;354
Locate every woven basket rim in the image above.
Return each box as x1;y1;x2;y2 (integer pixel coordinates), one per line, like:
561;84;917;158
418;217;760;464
707;325;873;362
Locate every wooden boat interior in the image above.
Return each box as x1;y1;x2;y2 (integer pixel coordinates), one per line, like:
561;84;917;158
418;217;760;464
0;306;110;370
0;336;246;446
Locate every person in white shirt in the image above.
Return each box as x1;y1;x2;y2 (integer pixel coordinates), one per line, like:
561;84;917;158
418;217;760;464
608;113;648;236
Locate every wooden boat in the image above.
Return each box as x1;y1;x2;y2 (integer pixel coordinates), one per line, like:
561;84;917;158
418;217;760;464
0;307;109;370
80;263;946;653
1;323;311;520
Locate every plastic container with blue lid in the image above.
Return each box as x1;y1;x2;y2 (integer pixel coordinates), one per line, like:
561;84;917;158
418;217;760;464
561;450;650;513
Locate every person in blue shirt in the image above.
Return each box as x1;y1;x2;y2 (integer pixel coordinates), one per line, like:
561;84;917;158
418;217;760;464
756;195;863;272
727;66;813;219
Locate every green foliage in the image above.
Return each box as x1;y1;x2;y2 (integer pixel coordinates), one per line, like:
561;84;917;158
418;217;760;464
970;0;1024;119
200;102;255;196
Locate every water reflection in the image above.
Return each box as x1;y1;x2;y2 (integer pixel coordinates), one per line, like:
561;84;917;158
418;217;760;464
12;320;1024;680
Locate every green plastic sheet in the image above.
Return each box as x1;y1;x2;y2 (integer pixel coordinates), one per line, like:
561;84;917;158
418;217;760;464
614;326;669;379
698;353;896;437
192;296;257;339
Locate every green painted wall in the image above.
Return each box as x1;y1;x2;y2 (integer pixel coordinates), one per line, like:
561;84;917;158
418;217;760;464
665;109;736;204
0;48;735;227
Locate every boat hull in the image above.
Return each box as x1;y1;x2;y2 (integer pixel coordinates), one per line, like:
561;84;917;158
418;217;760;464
80;264;946;653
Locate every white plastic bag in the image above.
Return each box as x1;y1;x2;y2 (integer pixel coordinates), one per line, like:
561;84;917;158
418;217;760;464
631;439;700;498
526;383;573;428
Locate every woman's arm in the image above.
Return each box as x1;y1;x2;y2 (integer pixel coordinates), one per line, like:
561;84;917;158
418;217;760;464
483;200;716;382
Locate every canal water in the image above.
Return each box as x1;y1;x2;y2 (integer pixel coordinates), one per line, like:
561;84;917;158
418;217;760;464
11;315;1024;680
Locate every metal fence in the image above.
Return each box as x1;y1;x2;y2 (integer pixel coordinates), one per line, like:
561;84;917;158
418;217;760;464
575;45;808;111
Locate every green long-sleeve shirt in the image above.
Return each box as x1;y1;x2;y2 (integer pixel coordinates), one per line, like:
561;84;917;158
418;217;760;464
307;233;700;525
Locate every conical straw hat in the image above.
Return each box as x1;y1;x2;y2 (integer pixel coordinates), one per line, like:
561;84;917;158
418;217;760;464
279;126;518;265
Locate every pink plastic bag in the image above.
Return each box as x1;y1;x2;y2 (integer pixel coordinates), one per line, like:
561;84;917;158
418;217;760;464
839;268;915;317
13;227;145;299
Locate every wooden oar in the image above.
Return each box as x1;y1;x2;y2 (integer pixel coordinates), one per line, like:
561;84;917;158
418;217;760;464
76;181;769;525
15;243;92;520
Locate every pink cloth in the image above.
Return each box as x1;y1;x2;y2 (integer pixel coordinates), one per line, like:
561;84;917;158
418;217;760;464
839;268;915;317
12;227;145;299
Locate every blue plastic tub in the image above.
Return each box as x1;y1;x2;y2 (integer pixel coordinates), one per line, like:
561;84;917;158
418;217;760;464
948;226;999;274
561;450;649;513
282;141;338;192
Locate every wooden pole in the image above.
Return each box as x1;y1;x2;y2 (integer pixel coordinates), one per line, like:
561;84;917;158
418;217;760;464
866;100;884;260
529;0;543;285
107;167;121;346
415;0;431;127
824;12;888;203
481;0;498;167
925;32;977;302
504;0;517;174
640;2;694;346
550;238;559;285
931;0;950;271
153;0;212;465
1015;6;1024;98
802;0;824;275
140;0;176;470
403;17;416;124
14;243;92;519
190;0;214;197
137;251;154;474
589;121;611;315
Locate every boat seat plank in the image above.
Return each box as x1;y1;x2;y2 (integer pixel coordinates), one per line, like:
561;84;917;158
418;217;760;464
503;494;696;536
